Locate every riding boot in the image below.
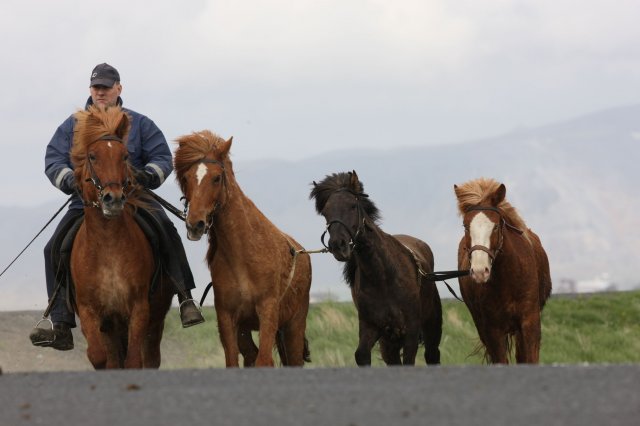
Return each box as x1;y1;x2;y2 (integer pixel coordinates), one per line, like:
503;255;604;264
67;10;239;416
29;322;74;351
177;290;205;328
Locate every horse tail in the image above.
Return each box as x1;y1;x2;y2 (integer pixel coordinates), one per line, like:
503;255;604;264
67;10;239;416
303;335;311;363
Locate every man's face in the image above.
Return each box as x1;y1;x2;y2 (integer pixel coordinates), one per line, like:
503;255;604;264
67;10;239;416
90;83;122;108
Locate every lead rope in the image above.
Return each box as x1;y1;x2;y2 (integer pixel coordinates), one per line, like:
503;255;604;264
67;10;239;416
400;243;465;302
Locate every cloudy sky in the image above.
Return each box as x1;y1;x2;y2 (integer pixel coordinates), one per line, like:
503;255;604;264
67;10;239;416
1;0;640;206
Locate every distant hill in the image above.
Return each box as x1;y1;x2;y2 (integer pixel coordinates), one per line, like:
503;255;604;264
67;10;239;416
1;104;639;310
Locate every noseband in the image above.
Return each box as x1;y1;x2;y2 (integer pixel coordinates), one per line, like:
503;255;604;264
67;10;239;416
83;135;133;208
181;158;227;233
320;188;368;251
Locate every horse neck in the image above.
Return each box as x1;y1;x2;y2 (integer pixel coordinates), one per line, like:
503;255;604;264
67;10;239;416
82;207;137;240
352;223;395;284
211;179;273;249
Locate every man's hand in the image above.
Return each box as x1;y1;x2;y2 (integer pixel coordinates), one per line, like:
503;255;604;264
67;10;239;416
133;167;158;188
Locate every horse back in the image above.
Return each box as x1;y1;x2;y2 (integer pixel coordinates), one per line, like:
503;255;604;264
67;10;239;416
527;229;552;308
392;234;434;273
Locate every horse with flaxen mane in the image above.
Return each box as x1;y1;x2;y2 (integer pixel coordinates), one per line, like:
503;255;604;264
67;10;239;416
174;130;312;367
310;171;442;366
70;106;173;369
454;178;552;364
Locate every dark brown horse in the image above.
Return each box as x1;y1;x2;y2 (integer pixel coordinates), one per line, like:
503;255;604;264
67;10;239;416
70;106;173;369
454;178;552;364
311;171;442;366
174;130;312;367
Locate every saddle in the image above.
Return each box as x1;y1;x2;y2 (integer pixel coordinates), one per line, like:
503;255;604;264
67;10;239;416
52;208;169;312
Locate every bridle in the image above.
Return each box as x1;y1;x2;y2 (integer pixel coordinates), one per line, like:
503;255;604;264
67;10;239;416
83;134;133;209
181;158;227;234
320;188;368;252
463;205;523;263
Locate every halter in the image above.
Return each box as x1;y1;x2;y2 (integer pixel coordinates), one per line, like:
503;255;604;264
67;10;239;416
83;134;133;208
181;158;227;234
463;205;523;263
320;188;368;252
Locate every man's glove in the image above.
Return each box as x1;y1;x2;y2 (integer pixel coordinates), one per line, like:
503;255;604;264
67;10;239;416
133;167;158;188
60;172;77;195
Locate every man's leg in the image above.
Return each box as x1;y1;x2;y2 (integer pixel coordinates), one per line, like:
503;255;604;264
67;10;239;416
30;208;82;350
150;207;205;328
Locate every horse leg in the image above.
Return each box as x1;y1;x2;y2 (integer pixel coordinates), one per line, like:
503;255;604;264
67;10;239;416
79;311;107;369
216;309;240;367
355;320;380;367
238;327;258;367
100;317;126;368
379;338;402;365
279;310;309;367
422;289;442;365
401;329;421;366
143;286;173;369
484;327;509;364
255;299;279;367
516;312;542;364
123;302;149;369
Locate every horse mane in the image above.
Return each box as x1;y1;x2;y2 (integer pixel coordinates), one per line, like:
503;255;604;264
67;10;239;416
174;130;232;195
309;172;381;224
71;105;131;171
70;105;149;207
454;177;530;241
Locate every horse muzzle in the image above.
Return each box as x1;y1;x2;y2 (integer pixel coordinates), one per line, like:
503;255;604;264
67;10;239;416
100;192;126;218
329;239;353;262
186;219;208;241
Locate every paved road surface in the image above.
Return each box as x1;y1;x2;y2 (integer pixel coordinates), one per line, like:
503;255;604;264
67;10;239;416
1;365;638;426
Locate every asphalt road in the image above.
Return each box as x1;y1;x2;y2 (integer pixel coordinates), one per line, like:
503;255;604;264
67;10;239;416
1;365;638;426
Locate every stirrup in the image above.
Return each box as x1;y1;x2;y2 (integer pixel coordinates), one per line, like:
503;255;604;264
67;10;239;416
30;318;54;345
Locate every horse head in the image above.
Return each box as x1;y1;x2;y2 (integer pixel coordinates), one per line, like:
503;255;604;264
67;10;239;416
174;131;232;241
455;181;507;284
311;170;378;262
72;106;132;218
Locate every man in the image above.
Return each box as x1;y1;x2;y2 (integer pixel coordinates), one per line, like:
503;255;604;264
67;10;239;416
29;63;204;351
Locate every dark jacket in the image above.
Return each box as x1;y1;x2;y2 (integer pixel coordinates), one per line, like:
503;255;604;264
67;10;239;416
44;97;172;209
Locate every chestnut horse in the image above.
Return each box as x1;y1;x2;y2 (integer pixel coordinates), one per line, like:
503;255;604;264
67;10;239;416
454;178;552;364
310;171;442;366
174;131;312;367
70;106;173;369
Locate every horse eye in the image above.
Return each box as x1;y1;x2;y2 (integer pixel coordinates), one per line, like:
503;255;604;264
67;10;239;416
123;154;129;161
88;153;96;161
493;225;498;232
213;175;221;184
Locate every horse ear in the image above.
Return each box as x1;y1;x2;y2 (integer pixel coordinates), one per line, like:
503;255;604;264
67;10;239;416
220;136;233;158
491;183;506;206
115;112;130;140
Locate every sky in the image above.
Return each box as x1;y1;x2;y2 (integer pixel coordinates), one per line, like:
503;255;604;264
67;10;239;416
1;0;640;208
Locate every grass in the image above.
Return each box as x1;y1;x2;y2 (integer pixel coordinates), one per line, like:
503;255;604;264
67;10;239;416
159;290;640;368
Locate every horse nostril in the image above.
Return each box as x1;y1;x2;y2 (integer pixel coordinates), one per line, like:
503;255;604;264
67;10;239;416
195;220;206;231
102;193;113;204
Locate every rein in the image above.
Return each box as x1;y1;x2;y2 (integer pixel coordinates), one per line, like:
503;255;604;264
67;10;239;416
0;195;74;280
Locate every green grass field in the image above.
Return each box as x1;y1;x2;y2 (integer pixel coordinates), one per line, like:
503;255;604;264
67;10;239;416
159;290;640;368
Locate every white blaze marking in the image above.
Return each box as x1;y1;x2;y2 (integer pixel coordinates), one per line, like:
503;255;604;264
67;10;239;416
196;163;208;186
469;213;494;272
